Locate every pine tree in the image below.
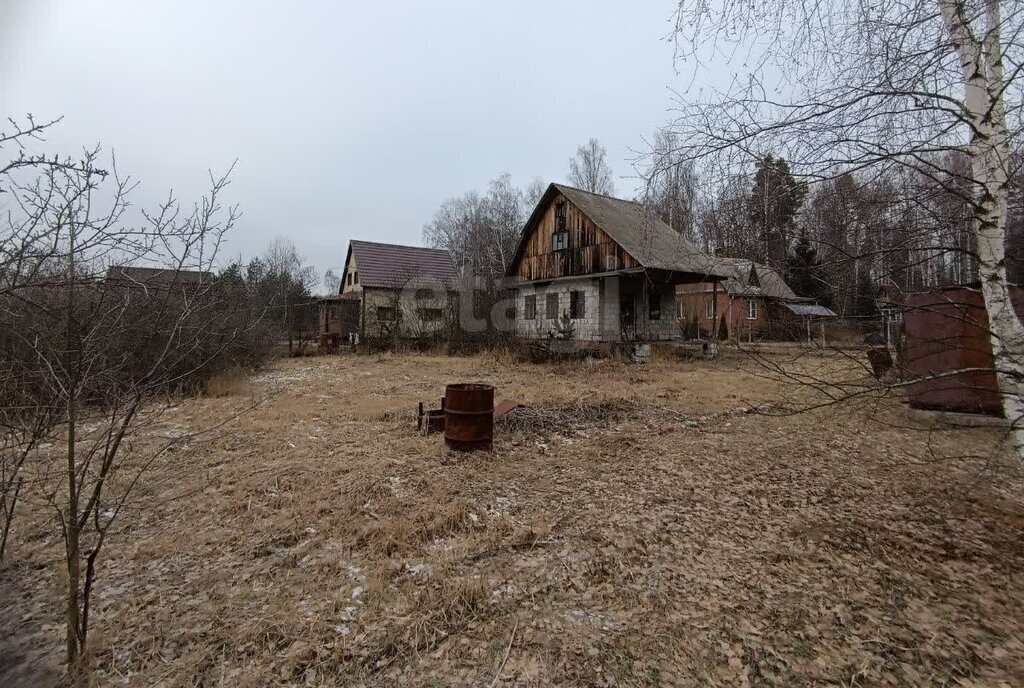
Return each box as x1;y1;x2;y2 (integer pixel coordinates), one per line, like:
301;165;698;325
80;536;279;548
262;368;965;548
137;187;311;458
787;233;833;307
748;156;807;275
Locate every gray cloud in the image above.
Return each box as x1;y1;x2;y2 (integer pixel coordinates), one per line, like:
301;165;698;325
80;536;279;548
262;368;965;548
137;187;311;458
1;0;683;279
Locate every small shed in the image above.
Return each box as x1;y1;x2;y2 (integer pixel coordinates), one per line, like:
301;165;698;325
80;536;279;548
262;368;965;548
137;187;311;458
902;285;1024;416
780;302;838;343
319;292;361;347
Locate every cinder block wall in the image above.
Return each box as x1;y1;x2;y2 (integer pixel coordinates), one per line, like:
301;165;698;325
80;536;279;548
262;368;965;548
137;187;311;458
514;278;679;343
515;279;603;341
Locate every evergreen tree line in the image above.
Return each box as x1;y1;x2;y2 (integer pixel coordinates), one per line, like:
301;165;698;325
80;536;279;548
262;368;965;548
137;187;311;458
645;149;1024;317
216;237;321;337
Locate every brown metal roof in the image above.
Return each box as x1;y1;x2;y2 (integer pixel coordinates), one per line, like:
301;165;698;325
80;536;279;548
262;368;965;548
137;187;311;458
346;240;459;290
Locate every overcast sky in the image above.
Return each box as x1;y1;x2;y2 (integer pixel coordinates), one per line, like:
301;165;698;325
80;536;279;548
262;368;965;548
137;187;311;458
2;0;692;282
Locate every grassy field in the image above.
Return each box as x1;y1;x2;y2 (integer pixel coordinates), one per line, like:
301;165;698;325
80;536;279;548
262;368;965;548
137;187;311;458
2;349;1022;686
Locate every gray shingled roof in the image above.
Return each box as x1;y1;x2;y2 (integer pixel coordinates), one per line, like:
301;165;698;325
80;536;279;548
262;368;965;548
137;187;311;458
713;258;800;300
510;184;728;279
784;302;837;317
346;240;458;290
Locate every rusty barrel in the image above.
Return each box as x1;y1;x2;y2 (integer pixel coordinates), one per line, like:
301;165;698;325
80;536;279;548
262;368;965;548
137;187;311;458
444;383;494;451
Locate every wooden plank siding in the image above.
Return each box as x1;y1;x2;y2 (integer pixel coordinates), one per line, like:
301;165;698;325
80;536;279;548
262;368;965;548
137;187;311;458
515;191;640;281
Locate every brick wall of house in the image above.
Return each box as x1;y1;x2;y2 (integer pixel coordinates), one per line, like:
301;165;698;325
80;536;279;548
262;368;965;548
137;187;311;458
676;283;770;339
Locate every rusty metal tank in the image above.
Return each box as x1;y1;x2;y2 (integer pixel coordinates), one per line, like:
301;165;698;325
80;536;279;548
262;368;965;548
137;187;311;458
902;286;1022;416
444;383;494;451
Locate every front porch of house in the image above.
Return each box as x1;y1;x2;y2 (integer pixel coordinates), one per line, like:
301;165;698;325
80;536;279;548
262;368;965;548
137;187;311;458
514;269;722;343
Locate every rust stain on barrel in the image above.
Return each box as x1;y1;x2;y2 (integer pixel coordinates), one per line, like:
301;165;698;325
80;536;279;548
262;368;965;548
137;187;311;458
444;383;494;451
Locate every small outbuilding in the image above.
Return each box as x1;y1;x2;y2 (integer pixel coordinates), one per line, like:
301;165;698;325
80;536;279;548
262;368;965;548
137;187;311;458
897;284;1024;416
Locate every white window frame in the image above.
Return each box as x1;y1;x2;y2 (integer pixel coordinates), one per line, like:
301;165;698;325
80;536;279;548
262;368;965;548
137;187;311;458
552;232;569;252
747;298;758;320
705;300;716;320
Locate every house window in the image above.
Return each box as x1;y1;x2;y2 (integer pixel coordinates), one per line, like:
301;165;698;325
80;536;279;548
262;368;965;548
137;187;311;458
705;299;717;320
747;299;758;320
552;232;568;252
546;293;559;320
569;290;585;319
524;294;536;320
415;287;433;300
555;201;567;231
347;273;353;286
649;295;661;321
353;271;358;285
417;307;443;322
377;306;398;322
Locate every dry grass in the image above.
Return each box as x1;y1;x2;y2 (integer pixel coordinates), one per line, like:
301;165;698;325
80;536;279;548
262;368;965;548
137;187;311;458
203;367;253;397
1;349;1023;687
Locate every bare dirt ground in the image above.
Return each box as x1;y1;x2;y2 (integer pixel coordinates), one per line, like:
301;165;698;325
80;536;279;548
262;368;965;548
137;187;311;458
2;350;1023;686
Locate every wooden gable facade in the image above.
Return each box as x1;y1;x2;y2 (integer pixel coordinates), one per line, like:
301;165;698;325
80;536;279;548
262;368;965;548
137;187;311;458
512;189;640;282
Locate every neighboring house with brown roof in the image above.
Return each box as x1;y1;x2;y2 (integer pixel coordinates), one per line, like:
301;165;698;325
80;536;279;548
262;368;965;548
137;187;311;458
105;266;214;290
506;183;728;343
319;240;460;345
676;257;836;340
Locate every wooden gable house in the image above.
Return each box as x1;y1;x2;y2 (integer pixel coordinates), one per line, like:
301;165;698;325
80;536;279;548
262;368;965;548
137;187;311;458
506;183;728;342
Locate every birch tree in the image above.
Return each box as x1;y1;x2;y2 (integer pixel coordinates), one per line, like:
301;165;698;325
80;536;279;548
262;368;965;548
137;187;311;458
644;129;699;239
664;0;1024;459
568;138;615;196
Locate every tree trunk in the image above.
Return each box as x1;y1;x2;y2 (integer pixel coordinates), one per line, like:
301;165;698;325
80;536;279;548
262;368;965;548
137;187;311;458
0;476;22;560
65;214;83;669
943;0;1024;460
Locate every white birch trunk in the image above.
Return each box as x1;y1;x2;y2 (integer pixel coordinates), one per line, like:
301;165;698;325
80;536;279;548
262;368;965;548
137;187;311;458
942;0;1024;461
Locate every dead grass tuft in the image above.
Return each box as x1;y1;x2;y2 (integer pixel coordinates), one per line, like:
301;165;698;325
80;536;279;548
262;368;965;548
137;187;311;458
497;398;640;434
203;367;251;397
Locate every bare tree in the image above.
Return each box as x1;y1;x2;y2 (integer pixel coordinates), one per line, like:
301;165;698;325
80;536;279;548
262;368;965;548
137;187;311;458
0;117;267;674
423;190;491;276
323;268;341;295
663;0;1024;459
423;174;529;280
568;138;615;195
525;176;547;208
643;129;698;239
